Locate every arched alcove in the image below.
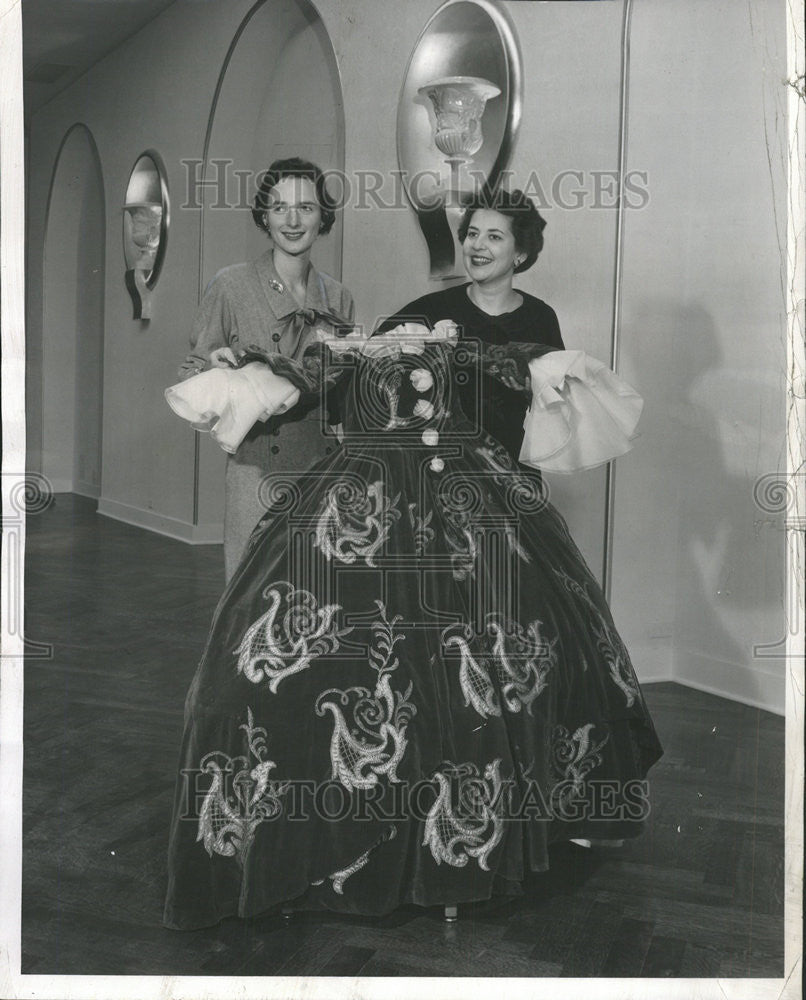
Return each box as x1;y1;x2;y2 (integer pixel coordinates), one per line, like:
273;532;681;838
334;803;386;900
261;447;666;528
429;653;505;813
195;0;345;527
42;123;106;497
200;0;345;286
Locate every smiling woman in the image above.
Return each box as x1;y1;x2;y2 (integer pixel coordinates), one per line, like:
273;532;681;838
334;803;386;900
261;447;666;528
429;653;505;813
262;177;322;260
379;188;564;465
253;162;336;262
178;157;354;579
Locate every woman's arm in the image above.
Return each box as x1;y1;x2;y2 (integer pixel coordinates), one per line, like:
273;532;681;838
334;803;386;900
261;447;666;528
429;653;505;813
166;343;356;455
544;303;565;350
177;273;236;380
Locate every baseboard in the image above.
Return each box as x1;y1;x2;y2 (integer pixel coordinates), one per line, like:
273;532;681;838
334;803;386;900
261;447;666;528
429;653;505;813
73;480;101;500
630;673;672;687
97;497;223;544
571;646;782;715
673;654;785;716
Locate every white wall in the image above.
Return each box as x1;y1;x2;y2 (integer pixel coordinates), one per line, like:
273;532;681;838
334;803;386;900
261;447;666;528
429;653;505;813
28;0;258;534
611;0;787;711
40;124;105;495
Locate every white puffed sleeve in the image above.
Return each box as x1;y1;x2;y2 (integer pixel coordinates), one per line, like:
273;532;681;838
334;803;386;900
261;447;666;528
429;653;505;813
519;350;643;473
165;363;301;454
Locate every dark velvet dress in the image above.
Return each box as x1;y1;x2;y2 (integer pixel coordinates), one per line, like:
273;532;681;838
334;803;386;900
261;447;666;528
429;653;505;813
378;283;564;464
163;334;662;930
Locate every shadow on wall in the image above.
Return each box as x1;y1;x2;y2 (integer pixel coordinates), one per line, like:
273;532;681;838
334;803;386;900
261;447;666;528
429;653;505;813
624;297;785;708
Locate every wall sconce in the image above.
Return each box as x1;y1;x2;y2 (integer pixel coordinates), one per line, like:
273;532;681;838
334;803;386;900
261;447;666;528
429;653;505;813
123;151;169;320
418;75;501;205
398;1;522;279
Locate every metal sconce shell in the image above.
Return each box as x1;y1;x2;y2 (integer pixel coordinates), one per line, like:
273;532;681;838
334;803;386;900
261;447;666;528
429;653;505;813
123;150;170;320
396;0;523;279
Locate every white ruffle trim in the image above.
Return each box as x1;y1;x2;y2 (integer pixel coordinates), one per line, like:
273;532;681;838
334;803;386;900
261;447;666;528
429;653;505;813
165;364;300;454
519;351;643;473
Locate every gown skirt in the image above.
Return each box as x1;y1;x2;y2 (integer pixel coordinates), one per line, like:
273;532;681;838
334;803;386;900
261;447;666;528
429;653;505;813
163;334;663;929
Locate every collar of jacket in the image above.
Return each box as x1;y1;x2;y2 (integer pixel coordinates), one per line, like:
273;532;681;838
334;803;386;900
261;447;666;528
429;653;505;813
254;248;330;320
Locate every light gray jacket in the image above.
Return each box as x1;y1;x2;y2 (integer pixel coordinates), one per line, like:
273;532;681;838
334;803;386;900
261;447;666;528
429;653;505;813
180;249;354;576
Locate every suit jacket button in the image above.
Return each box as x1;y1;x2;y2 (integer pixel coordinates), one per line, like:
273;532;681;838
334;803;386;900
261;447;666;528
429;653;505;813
325;446;332;454
271;445;280;454
272;333;281;342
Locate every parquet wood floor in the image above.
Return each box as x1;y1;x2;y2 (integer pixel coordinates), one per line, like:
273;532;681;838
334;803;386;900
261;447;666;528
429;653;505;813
21;495;785;977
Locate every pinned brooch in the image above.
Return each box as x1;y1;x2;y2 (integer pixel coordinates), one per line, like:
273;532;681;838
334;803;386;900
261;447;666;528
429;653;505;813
269;278;285;293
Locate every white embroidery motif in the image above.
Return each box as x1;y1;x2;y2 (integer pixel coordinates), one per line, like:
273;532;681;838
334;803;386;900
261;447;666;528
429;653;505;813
197;707;288;863
236;581;352;693
591;620;639;708
407;502;435;555
445;628;499;719
438;463;534;576
382;366;404;430
316;601;416;790
475;442;518;479
553;568;639;707
443;616;557;718
423;760;504;870
315;479;401;567
504;524;531;563
475;439;547;524
442;505;529;574
441;506;477;580
311;826;398;894
551;723;609;809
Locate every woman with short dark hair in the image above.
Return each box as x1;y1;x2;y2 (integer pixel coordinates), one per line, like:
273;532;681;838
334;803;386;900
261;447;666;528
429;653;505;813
456;187;547;273
251;156;338;236
179;156;353;579
379;188;563;464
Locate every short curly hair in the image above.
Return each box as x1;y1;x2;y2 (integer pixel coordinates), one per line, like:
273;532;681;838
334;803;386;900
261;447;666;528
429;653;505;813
252;157;337;236
457;188;547;273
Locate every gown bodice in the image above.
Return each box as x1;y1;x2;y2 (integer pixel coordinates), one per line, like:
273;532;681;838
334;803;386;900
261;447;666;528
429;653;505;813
254;330;557;448
333;342;551;445
166;325;643;473
377;283;564;462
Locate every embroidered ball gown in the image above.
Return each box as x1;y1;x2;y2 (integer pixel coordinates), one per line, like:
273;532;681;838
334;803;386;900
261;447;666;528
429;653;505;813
162;324;662;930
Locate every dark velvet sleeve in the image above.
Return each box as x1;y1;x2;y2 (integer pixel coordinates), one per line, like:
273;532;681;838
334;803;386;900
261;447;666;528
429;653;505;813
545;305;565;351
236;342;356;404
520;297;564;350
543;303;564;350
473;341;559;393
